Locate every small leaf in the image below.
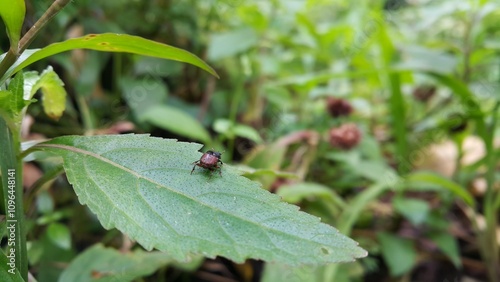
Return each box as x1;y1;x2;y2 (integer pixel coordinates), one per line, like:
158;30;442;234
30;66;67;120
0;249;24;282
35;134;367;265
8;33;218;79
0;72;31;123
213;119;263;143
140;105;211;143
233;123;263;143
46;223;71;250
393;197;430;226
0;0;25;49
428;233;461;268
277;182;345;208
377;232;416;277
59;244;179;282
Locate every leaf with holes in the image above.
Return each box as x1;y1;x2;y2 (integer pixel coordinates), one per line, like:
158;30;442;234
34;134;366;265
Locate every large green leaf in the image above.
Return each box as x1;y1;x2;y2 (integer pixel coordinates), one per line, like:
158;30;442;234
4;33;218;80
59;244;185;282
34;134;367;265
0;0;25;49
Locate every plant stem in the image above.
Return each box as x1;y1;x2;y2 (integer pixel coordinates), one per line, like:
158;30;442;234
76;95;94;134
483;101;500;281
0;117;27;281
0;0;73;79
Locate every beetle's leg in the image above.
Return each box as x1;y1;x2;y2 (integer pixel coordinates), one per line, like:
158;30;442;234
191;162;199;174
218;163;223;177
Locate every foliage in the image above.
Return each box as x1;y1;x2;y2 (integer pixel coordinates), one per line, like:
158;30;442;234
0;1;366;281
1;0;500;281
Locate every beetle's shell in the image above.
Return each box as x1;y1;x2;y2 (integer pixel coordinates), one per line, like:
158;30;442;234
199;153;220;168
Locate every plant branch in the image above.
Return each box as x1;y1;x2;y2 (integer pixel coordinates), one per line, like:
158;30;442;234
0;0;73;79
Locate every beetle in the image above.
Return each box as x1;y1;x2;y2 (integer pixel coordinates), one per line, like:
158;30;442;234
191;150;223;177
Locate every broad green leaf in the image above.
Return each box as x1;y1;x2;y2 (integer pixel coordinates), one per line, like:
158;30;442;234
59;244;182;282
0;0;25;49
139;105;211;143
6;33;218;80
428;233;461;268
46;223;71;250
405;171;475;207
0;249;24;282
393;197;430;226
207;28;258;60
34;134;367;265
31;66;67;120
377;232;416;277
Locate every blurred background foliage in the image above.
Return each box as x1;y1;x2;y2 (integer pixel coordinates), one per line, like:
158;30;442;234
4;0;500;281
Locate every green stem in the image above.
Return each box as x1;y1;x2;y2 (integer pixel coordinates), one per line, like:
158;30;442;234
0;117;27;281
76;95;94;133
226;59;245;161
0;0;73;79
483;101;500;281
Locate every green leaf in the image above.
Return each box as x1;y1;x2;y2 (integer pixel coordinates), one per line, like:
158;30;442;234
139;105;211;143
426;73;487;140
394;45;457;74
393;197;430;226
377;232;416;277
0;0;25;49
276;182;345;208
0;50;37;84
46;223;71;250
59;244;179;282
0;72;31;124
35;134;367;265
120;77;168;117
207;28;258;60
213;119;263;143
262;263;321;282
0;249;24;282
338;182;394;234
405;171;475;207
428;233;461;268
31;66;67;120
7;33;218;79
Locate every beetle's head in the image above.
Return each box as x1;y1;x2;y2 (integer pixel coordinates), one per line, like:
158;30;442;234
206;150;222;159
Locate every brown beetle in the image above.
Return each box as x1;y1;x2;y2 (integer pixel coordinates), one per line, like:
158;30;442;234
191;150;223;177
